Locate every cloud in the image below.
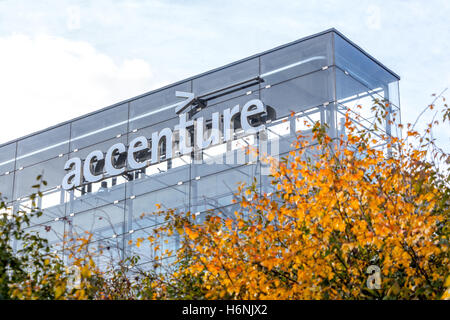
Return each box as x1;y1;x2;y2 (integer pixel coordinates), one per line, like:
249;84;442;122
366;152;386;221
66;6;81;31
365;5;381;30
0;34;161;144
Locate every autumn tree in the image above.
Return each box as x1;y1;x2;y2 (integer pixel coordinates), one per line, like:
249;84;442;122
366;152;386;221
144;96;449;300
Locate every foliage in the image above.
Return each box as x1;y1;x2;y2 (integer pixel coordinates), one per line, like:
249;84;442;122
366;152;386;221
146;97;449;300
0;176;151;300
0;176;65;299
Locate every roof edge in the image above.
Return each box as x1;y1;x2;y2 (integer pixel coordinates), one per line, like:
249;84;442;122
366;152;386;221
0;28;399;149
331;28;400;80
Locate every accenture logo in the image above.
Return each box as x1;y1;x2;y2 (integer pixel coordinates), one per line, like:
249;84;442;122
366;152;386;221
61;92;268;190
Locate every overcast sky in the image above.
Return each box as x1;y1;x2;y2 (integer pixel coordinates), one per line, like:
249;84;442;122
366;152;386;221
0;0;448;149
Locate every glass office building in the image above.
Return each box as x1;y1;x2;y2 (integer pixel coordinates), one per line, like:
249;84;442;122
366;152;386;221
0;29;400;269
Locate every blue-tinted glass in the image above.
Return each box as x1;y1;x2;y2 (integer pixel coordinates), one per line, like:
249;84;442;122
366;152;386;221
192;59;260;107
68;181;126;215
334;33;398;94
336;68;389;133
263;117;297;156
23;188;66;226
125;194;166;231
0;142;16;174
200;82;260;108
125;177;190;224
69;135;127;160
126;161;190;198
70;103;128;151
191;136;258;179
69;201;125;241
261;33;333;86
13;156;68;200
0;174;14;202
191;90;260;126
129;82;191;131
388;81;400;108
127;227;177;264
25;220;65;246
127;117;178;152
190;162;259;212
127;228;158;263
63;235;124;268
193;58;259;96
336;67;378;101
16;124;70;168
85;236;124;268
261;68;334;120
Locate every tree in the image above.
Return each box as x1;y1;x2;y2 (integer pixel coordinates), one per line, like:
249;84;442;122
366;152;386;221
0;176;67;299
0;176;146;300
145;96;449;300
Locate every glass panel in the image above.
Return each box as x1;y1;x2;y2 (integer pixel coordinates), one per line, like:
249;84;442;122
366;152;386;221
127;227;158;263
126;194;164;231
294;107;322;132
209;202;241;219
336;68;388;134
127;117;178;161
190;90;260;127
125;183;189;232
190;162;260;213
16;124;70;168
66;136;129;200
0;174;14;202
0;142;16;174
336;67;387;102
193;59;260;106
126;158;190;198
193;58;259;96
127;227;178;264
69;135;127;161
37;200;66;226
264;117;296;156
201;83;260;108
334;33;398;101
86;236;124;269
130;182;189;224
16;189;66;227
260;68;334;120
260;32;333;86
388;81;400;108
70;103;129;151
191;134;258;180
13;156;68;200
24;220;65;246
67;179;126;215
69;200;125;241
129;81;191;131
388;105;402;139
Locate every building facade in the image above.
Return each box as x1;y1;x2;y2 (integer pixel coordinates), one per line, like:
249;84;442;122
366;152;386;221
0;29;400;269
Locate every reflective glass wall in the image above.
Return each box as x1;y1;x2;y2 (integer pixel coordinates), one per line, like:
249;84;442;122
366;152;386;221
0;29;400;268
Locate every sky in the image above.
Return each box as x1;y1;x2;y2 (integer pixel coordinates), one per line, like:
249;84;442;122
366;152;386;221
0;0;448;149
